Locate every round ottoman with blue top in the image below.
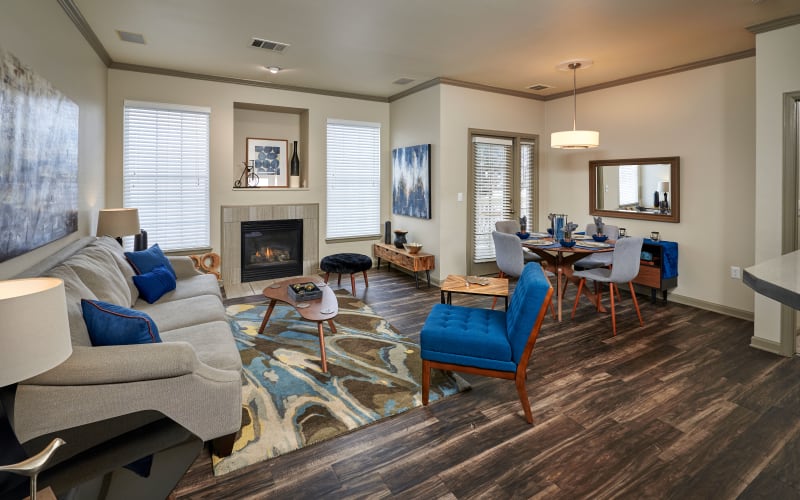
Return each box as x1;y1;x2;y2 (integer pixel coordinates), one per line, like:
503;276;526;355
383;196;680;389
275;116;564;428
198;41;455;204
320;253;373;296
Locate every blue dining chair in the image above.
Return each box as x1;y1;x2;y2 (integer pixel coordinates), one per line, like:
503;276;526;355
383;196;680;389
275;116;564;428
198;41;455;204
420;262;554;424
571;236;645;336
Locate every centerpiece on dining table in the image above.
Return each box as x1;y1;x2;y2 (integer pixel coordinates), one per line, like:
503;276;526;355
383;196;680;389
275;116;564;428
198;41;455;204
592;216;608;242
559;221;579;248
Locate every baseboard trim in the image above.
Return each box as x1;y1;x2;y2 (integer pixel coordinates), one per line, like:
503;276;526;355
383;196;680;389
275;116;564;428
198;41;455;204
749;336;783;355
668;293;754;321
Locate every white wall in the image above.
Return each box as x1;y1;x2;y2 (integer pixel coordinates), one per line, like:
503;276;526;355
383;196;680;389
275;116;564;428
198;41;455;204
753;24;800;346
106;70;390;259
0;2;107;279
543;58;757;314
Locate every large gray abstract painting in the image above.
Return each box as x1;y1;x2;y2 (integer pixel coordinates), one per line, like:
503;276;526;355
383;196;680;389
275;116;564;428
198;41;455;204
0;45;79;262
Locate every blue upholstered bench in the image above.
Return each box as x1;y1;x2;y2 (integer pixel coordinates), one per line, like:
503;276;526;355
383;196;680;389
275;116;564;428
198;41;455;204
320;253;373;296
420;262;553;423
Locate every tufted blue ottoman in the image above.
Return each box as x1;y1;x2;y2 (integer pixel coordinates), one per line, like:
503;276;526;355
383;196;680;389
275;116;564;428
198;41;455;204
320;253;373;296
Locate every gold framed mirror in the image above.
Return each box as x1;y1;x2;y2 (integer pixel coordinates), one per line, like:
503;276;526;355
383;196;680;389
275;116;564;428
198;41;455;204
589;156;680;223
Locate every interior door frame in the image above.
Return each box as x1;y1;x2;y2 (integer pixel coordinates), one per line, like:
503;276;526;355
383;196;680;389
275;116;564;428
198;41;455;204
780;91;800;355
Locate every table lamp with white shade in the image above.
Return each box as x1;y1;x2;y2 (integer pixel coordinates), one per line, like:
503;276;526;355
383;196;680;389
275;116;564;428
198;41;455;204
659;181;670;212
0;278;73;500
96;208;147;251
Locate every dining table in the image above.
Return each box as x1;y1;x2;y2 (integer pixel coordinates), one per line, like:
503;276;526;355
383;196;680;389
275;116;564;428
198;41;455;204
521;234;615;321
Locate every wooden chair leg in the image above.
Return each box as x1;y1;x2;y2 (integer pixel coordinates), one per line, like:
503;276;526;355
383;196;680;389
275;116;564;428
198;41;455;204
571;278;586;319
422;360;431;405
515;373;533;424
609;283;617;336
350;273;357;296
629;282;644;326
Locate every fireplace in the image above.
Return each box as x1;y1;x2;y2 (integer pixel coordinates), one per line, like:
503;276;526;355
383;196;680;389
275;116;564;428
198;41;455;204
241;219;303;282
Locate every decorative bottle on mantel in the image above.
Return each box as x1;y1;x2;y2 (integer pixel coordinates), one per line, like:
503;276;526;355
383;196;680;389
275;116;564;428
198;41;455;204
290;141;300;188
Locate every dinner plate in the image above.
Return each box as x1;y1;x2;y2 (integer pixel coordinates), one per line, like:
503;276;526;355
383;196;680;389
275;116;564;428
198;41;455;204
575;241;612;248
572;234;592;240
527;239;555;246
530;232;549;238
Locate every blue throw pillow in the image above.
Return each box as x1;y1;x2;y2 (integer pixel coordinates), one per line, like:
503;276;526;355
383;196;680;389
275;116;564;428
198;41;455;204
125;244;176;279
132;264;176;304
81;299;162;346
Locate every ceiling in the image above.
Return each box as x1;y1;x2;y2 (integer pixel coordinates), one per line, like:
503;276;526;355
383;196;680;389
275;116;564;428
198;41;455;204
70;0;800;101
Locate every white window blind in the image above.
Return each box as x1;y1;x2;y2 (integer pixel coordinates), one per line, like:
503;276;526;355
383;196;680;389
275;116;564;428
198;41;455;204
519;140;536;227
123;100;210;252
472;137;513;263
618;164;639;206
326;119;381;239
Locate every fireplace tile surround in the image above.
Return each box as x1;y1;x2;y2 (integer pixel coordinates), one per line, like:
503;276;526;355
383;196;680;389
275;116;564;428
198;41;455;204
221;204;319;289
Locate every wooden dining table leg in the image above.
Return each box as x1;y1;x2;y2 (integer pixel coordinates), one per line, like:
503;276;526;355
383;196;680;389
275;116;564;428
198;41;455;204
557;267;564;321
258;299;278;334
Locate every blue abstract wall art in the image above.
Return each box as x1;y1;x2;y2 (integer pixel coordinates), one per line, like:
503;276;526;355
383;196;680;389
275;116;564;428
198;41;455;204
392;144;431;219
0;45;79;263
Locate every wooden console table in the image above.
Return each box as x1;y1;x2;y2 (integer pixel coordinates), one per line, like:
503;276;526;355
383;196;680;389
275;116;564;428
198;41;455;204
373;243;435;288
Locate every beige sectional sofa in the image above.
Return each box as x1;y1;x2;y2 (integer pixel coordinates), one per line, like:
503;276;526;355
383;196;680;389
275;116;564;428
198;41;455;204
9;236;242;456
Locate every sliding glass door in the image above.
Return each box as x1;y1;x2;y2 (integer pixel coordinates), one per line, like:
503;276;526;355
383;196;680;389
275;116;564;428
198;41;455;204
467;130;538;276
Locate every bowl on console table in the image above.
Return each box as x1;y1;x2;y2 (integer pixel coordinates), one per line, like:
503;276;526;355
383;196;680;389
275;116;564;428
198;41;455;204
404;242;423;254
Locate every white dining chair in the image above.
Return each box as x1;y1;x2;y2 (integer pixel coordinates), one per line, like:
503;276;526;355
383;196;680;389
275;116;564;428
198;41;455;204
570;236;645;336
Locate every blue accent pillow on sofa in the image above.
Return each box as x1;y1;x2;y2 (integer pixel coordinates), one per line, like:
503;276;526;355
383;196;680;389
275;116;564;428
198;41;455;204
132;264;176;304
81;299;162;346
125;244;176;279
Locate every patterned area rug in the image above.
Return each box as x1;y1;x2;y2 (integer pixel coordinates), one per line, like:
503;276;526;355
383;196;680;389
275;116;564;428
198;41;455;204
211;290;469;476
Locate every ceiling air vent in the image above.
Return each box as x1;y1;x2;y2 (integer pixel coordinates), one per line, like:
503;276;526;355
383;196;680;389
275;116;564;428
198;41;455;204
393;78;415;85
527;83;553;91
250;37;290;52
117;30;146;44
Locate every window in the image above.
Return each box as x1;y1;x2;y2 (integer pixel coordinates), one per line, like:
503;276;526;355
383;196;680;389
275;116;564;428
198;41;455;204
123;100;210;252
326;119;381;239
468;132;538;275
618;165;639;206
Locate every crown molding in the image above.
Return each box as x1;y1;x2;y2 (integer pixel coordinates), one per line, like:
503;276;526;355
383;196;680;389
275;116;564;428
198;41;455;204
747;14;800;34
58;0;112;66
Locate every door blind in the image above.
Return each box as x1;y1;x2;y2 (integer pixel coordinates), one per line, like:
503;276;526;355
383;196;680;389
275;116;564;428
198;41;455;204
472;137;513;263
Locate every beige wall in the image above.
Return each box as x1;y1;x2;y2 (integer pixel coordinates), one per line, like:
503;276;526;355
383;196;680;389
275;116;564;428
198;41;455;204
543;58;757;315
389;86;441;274
106;70;390;259
753;24;800;346
0;2;107;279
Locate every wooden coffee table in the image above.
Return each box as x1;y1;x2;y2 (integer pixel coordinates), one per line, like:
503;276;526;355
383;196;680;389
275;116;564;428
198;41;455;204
440;275;509;310
258;276;339;372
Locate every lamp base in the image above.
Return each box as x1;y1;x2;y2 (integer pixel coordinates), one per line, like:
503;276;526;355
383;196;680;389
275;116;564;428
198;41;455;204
134;230;148;251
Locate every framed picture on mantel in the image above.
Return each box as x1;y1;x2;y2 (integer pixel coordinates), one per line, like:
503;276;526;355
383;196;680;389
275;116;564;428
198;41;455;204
246;137;288;187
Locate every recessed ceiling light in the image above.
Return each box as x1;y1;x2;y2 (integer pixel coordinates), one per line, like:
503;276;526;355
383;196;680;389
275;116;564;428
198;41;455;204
265;66;281;74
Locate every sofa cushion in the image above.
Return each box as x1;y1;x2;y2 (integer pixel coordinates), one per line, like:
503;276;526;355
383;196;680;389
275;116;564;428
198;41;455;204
152;273;221;303
81;299;162;346
64;246;131;307
133;264;177;304
135;294;226;332
42;264;96;347
160;321;241;372
88;236;140;305
125;244;176;279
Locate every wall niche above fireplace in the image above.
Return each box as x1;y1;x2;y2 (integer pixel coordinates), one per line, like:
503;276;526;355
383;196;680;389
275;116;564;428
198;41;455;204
232;102;309;190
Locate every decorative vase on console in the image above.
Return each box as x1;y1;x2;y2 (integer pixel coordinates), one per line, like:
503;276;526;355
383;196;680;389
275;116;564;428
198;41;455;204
393;230;408;249
290;140;300;188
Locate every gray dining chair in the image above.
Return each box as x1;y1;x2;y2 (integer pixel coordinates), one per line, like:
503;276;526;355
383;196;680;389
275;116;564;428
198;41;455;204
570;236;645;336
573;223;619;271
495;220;542;264
492;231;555;317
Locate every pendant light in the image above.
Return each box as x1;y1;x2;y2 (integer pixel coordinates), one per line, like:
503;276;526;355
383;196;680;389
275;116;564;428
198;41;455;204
551;59;599;149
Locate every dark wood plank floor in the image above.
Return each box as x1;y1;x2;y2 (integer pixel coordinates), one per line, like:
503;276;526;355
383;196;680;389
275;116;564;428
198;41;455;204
173;268;800;499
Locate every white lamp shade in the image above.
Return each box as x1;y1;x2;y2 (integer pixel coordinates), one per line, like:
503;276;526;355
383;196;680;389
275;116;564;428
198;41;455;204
96;208;140;238
551;130;600;149
659;181;670;193
0;278;72;386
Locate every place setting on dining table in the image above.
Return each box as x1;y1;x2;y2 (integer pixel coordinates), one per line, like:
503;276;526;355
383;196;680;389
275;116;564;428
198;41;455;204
518;215;617;321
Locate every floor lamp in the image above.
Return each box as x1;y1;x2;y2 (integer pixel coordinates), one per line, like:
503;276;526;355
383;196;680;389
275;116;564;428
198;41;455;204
96;208;147;251
0;278;73;500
